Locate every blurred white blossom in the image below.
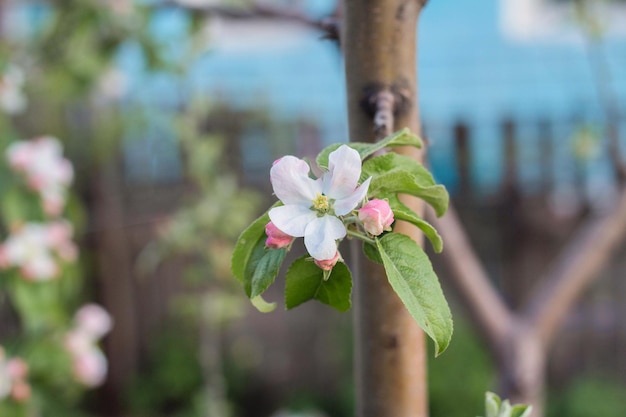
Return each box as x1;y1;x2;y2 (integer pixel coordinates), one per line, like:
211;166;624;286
6;136;74;217
0;65;27;115
97;67;128;101
65;305;112;387
74;304;113;340
0;221;78;281
0;347;31;402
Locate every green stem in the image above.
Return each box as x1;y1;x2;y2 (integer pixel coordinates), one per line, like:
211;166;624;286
347;229;375;245
342;215;360;224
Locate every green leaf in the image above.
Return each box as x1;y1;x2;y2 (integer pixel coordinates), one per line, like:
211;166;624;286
376;233;453;356
485;392;501;417
387;195;443;253
231;211;269;285
232;207;286;298
510;405;533;417
362;153;449;217
251;295;277;313
285;257;352;312
316;128;422;169
363;241;382;264
250;248;287;298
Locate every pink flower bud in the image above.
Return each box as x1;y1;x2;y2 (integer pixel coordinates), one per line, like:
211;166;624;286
6;359;28;380
314;251;340;271
10;381;30;402
265;222;294;249
358;199;394;236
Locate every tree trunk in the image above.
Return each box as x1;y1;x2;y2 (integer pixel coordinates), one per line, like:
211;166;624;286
343;1;428;416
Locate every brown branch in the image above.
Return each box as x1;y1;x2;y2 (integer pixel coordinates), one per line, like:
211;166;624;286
523;187;626;346
159;1;340;40
426;205;514;354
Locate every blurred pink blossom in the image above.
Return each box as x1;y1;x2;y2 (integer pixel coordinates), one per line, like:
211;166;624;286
6;137;73;217
75;304;113;340
65;305;112;388
6;359;28;380
0;221;78;281
0;347;31;402
72;348;108;388
10;381;31;402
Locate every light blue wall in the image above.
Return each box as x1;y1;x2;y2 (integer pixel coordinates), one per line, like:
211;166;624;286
119;1;626;193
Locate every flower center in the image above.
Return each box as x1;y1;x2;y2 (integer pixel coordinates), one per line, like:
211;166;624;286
312;193;330;214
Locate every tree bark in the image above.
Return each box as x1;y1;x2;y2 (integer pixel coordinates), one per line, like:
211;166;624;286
343;1;428;416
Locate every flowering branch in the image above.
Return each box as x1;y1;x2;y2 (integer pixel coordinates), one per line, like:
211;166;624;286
232;128;453;355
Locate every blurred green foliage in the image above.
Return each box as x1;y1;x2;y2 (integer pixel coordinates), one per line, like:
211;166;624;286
429;319;494;417
548;377;626;417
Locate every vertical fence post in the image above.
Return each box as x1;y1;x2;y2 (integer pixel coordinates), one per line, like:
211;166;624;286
454;121;472;200
538;118;553;196
503;118;519;192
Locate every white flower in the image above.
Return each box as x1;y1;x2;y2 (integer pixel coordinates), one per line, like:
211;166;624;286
269;145;371;261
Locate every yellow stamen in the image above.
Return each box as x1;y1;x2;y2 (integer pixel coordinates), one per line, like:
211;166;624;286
312;193;330;212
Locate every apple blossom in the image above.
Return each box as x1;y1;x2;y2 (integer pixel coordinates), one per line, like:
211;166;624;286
358;199;394;236
265;221;294;249
269;145;371;261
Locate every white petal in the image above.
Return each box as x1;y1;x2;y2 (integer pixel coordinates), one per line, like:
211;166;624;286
322;145;362;199
303;215;346;260
270;156;321;205
269;205;317;237
334;176;372;216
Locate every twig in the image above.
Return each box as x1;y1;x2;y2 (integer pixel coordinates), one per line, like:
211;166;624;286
371;90;395;139
522;187;626;345
425;205;514;354
158;1;340;41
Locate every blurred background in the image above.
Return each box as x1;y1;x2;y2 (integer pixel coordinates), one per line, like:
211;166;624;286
0;0;625;416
